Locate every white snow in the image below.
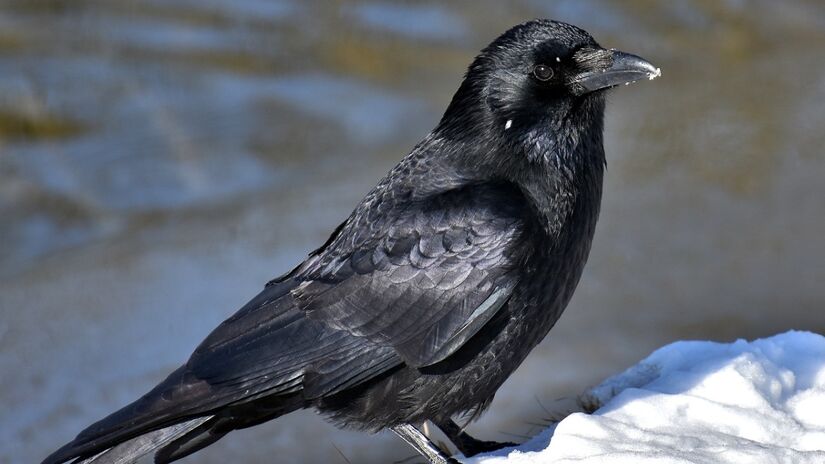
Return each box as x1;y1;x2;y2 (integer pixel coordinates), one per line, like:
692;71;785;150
466;331;825;464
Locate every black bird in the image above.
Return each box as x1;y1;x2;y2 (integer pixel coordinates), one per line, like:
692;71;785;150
43;19;659;464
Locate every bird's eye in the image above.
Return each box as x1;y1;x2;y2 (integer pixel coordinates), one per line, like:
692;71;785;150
532;64;554;81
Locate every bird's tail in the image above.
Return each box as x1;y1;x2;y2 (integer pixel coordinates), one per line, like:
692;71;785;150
41;364;303;464
73;416;213;464
65;396;303;464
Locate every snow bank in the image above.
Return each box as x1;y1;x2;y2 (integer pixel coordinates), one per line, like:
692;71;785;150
467;331;825;464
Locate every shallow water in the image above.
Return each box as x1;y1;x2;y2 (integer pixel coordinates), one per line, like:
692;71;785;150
1;1;824;463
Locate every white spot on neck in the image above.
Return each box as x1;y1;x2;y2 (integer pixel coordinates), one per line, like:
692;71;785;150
555;56;561;63
504;119;512;130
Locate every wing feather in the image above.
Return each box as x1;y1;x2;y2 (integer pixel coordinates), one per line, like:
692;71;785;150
293;182;526;367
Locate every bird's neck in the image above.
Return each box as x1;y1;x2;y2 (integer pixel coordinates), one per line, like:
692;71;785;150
518;150;604;240
503;104;607;240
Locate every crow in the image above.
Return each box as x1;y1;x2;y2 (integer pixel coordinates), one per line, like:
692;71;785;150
43;19;659;464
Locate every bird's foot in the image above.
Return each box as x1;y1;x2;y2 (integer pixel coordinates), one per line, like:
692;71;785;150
434;418;518;458
456;438;518;457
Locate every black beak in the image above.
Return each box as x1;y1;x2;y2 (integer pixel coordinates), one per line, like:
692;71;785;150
571;48;660;94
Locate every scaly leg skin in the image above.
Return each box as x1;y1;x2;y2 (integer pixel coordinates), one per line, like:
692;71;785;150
391;423;459;464
434;419;518;457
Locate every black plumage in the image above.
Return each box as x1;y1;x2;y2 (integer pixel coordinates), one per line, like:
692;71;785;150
43;19;659;464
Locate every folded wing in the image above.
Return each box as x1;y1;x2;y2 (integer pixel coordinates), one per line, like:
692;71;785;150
291;181;526;368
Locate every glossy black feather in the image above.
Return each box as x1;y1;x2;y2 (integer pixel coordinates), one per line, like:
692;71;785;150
293;182;526;367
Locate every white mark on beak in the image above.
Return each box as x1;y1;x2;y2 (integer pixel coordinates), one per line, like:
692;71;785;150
504;119;512;130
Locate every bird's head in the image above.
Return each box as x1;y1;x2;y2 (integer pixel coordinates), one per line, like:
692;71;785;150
437;19;660;165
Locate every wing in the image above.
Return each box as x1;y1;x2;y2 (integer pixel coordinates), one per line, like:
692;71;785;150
291;181;527;367
186;181;527;396
42;182;528;464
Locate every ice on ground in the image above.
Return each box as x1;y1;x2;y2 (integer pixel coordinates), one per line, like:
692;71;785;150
467;331;825;464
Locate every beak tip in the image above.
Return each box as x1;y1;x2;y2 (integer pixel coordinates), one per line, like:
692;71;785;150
615;51;661;81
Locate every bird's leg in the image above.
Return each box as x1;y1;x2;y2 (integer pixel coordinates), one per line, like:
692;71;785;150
434;419;517;457
391;423;458;464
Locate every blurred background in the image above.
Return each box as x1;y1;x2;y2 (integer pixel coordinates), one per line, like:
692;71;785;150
1;0;824;463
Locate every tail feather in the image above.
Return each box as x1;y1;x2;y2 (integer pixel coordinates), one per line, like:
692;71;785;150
152;418;227;464
42;385;306;464
42;366;212;464
73;417;212;464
